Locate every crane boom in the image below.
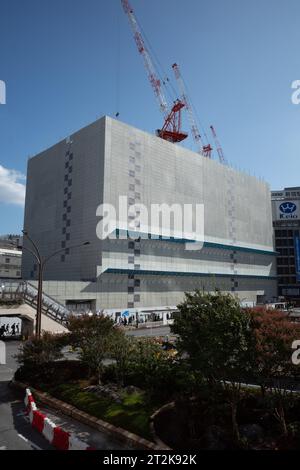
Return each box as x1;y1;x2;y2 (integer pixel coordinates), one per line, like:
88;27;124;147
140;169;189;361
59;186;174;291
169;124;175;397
172;63;212;158
121;0;187;143
210;125;227;164
121;0;168;115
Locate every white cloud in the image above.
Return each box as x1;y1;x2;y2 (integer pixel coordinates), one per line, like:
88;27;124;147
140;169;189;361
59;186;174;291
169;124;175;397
0;165;26;206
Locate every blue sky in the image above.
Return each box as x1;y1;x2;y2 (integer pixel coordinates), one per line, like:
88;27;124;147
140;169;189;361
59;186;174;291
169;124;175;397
1;0;300;234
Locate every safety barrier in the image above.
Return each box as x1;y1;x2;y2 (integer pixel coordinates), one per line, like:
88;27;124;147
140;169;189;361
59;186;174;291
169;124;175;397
24;388;94;450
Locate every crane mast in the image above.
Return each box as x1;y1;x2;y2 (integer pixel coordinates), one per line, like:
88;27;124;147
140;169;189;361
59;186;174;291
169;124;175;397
121;0;187;143
210;125;227;164
172;63;212;158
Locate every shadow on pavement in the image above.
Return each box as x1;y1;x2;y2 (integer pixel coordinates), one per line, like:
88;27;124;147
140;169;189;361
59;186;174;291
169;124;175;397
3;381;53;450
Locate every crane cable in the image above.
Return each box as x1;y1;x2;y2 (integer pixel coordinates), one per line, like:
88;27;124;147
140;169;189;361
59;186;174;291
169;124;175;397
181;73;212;147
115;6;121;118
134;14;178;104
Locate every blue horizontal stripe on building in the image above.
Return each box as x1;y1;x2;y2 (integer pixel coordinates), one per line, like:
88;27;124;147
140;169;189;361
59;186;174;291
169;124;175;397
114;229;277;257
104;268;277;281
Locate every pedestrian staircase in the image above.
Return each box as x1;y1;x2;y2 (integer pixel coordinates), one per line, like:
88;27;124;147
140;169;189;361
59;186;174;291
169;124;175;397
0;280;69;327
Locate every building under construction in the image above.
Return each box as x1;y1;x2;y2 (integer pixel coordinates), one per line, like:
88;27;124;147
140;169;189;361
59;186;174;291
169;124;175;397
22;116;277;312
22;1;277;313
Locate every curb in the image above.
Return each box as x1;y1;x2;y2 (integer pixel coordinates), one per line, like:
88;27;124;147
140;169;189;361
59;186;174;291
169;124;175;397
12;380;169;450
150;401;175;449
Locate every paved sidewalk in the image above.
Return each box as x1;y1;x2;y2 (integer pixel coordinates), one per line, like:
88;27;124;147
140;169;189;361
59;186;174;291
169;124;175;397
35;403;130;450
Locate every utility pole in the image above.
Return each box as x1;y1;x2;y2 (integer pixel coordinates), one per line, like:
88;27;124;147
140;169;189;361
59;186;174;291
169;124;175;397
22;230;90;338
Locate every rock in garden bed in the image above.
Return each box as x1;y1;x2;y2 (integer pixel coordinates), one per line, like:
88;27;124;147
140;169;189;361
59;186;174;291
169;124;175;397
84;383;142;404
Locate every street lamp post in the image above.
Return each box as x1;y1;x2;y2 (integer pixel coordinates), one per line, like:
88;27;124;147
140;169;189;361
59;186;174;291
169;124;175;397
22;230;90;338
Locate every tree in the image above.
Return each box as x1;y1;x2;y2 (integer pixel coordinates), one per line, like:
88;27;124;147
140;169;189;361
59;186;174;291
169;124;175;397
171;290;255;441
108;332;135;385
250;307;300;436
16;332;63;367
67;314;116;384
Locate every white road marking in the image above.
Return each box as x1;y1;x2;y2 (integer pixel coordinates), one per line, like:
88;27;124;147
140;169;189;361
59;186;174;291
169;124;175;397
0;446;7;450
18;433;42;450
18;433;29;442
31;442;42;451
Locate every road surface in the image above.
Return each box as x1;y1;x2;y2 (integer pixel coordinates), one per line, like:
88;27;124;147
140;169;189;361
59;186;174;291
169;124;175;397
126;325;171;337
0;341;51;450
0;341;130;450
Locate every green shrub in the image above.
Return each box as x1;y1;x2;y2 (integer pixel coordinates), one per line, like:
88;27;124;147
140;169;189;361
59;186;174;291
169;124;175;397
15;332;63;367
51;384;152;439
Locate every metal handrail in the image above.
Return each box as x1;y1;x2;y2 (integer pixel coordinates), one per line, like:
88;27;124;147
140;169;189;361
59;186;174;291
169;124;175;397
1;280;68;325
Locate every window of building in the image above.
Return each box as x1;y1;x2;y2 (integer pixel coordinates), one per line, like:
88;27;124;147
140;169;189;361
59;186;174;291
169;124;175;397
5;258;10;263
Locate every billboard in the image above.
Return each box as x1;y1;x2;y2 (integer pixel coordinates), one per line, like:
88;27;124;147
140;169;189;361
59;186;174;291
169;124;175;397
273;200;300;221
0;317;22;338
295;236;300;282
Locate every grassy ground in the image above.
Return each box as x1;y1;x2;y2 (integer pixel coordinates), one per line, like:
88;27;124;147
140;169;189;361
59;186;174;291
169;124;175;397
50;383;154;440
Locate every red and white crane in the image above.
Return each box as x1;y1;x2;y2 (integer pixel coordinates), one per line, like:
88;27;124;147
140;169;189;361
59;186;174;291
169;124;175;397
172;63;212;158
121;0;187;143
210;125;227;165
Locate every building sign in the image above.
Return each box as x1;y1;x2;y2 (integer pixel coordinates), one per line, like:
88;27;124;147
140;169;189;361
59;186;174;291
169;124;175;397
295;236;300;282
0;317;22;338
274;201;299;220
